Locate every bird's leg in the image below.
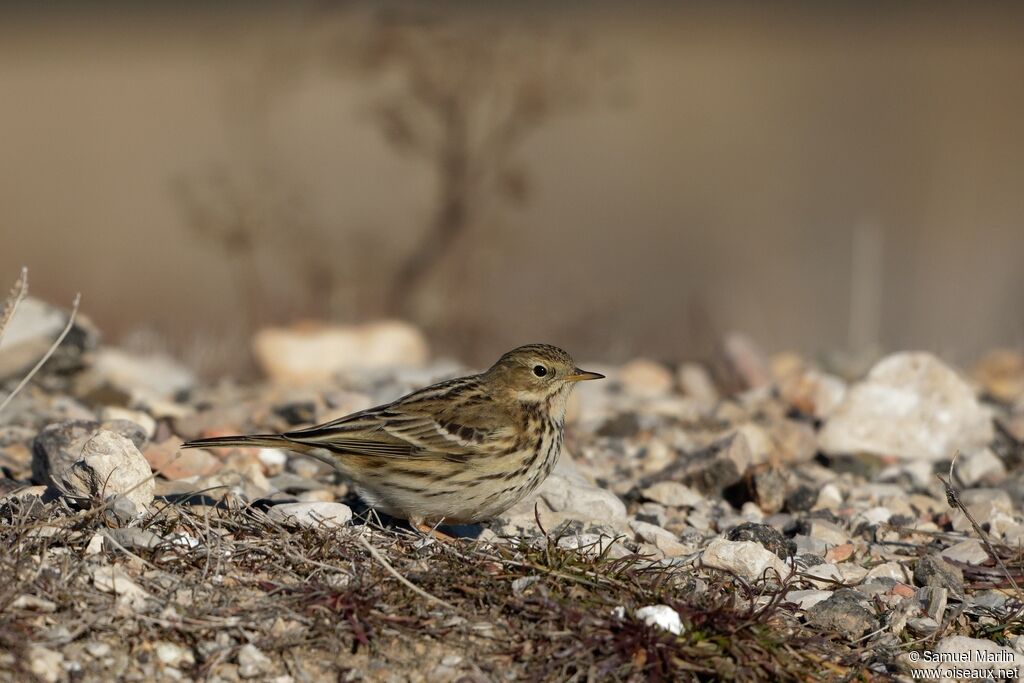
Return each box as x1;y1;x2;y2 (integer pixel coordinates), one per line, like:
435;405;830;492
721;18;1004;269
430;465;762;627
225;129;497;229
410;516;457;542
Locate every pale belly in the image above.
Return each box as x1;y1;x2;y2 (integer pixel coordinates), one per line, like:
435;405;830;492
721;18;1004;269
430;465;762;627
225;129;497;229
315;434;563;524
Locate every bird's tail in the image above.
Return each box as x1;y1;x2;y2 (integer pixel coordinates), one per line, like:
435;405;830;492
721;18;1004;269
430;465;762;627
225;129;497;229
181;434;293;450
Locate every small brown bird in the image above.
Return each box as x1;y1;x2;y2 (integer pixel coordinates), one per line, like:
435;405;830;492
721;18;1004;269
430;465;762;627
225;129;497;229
181;344;603;533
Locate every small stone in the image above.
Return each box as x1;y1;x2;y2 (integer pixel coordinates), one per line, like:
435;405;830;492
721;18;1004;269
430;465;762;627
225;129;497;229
511;576;541;595
99;407;157;440
941;539;989;565
825;543;855;563
721;333;771;390
89;347;196;398
617;359;674;398
58;430;154;509
784;485;819;513
31;420;99;486
701;538;789;582
92;565;150;609
630;520;691;557
144;439;220;480
751;467;786;514
905;616;939;636
634;605;683;635
155;641;194;667
792;535;829;557
955;448;1007;487
677;363;718;404
914;554;964;597
784;589;833;610
10;594;57;612
777;366;847;419
671;431;752;495
27;646;64;683
807;520;850;547
855;506;892;526
237;643;272;679
818;352;994;461
104;495;140;526
267;502;352;530
639;481;702;508
950;497;1007;532
596;413;641;438
538;467;627;524
296;489;336;503
805;589;877;640
726;522;792;560
972;349;1024;403
253;321;428;384
103;528;166;551
257;448;288;475
766;419;818;464
0;296;97;382
803;563;844;588
918;586;948;622
865;562;906;582
925;636;1021;678
813;484;843;511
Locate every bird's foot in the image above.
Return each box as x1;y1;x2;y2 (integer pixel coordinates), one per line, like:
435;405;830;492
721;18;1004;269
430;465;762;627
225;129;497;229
411;518;457;542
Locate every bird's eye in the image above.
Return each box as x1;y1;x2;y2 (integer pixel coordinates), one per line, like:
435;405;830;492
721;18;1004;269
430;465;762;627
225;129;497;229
533;365;548;377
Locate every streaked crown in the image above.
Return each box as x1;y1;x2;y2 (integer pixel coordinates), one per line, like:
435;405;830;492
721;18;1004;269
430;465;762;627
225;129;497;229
484;344;604;398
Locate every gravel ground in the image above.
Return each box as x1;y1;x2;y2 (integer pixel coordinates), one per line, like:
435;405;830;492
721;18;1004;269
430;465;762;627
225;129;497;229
3;295;1024;681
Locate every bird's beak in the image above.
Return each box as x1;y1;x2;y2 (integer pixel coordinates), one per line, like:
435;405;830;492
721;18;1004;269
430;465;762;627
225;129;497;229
565;368;605;382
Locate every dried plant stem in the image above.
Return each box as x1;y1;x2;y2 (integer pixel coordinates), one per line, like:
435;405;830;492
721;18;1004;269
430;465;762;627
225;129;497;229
938;451;1024;615
355;532;453;610
0;267;28;349
0;292;81;415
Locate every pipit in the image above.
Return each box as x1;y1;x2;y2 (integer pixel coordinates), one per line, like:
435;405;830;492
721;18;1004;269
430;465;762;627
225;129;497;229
182;344;603;533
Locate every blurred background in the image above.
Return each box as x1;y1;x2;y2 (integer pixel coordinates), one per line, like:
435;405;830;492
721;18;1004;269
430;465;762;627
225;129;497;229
2;2;1024;377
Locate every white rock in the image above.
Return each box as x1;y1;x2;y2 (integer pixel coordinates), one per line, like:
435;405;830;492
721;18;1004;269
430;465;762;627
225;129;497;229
258;448;288;470
941;539;990;565
253;321;428;384
865;561;907;582
856;507;893;526
617;359;674;398
802;563;844;588
630;520;692;557
640;481;703;508
677;363;718;404
955;448;1007;487
807;520;850;546
951;499;1012;533
27;646;64;683
538;465;627;524
904;635;1022;680
92;348;196;398
59;430;154;509
813;484;844;511
268;502;352;530
99;407;157;439
701;538;789;582
155;641;194;667
785;589;833;610
819;352;994;461
92;565;150;609
237;643;272;679
635;605;683;635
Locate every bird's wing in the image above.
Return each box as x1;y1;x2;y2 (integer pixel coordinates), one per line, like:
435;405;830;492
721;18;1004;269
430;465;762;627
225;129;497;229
282;378;516;460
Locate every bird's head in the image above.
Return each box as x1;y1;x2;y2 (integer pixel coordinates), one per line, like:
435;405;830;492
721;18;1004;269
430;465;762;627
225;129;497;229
484;344;604;408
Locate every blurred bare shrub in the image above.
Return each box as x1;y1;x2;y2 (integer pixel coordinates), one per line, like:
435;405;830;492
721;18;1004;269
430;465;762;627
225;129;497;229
336;10;604;321
174;4;618;359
